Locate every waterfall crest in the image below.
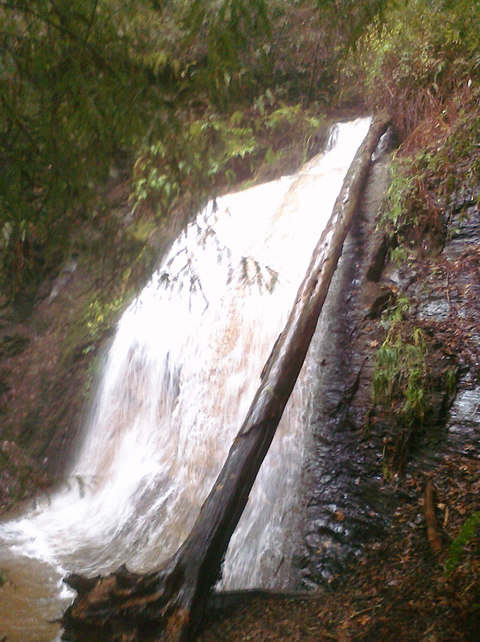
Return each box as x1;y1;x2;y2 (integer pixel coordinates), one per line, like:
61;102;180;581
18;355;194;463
0;117;371;641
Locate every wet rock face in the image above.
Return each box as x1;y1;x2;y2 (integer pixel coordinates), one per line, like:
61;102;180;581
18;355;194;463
295;131;398;587
295;134;480;588
435;188;480;452
408;185;480;457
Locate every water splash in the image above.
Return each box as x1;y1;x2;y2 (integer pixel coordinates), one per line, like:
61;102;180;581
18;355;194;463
0;118;371;640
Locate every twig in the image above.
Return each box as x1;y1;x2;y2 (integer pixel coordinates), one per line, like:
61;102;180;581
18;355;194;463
346;601;383;621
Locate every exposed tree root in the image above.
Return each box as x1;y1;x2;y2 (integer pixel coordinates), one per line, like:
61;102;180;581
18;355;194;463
425;477;443;556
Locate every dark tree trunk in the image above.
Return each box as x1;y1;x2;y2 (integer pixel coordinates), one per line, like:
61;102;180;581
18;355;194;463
60;116;390;641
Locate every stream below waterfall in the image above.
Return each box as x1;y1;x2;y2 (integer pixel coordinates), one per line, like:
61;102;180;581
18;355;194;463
0;118;371;641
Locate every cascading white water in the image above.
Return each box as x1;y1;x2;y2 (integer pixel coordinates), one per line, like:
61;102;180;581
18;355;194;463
0;118;371;641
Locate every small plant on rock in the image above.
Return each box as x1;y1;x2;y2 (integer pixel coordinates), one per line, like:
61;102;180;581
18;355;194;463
372;299;428;478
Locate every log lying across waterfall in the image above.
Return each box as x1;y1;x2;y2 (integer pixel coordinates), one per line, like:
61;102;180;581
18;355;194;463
60;116;390;641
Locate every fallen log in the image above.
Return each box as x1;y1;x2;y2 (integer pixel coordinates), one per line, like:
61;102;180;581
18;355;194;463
60;116;390;641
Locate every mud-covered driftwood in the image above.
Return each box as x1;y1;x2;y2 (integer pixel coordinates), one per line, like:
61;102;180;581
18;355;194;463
60;116;389;641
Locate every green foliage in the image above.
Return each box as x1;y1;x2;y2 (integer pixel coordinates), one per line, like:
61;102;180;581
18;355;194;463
0;0;156;299
373;324;427;427
378;98;480;260
114;0;272;105
339;0;480;271
257;0;385;105
372;298;428;478
0;0;390;307
0;0;289;304
380;295;411;326
58;288;129;386
346;0;480;137
131;100;323;222
379;153;444;258
446;512;480;576
132;112;259;221
263;103;322;154
180;0;271;101
83;294;126;348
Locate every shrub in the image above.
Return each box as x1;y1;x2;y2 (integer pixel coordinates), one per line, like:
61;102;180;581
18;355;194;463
344;0;480;137
371;299;428;477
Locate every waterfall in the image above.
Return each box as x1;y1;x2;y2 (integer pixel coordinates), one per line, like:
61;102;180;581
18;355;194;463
0;118;371;641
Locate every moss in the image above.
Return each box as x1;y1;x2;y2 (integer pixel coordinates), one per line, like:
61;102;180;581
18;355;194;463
446;512;480;576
